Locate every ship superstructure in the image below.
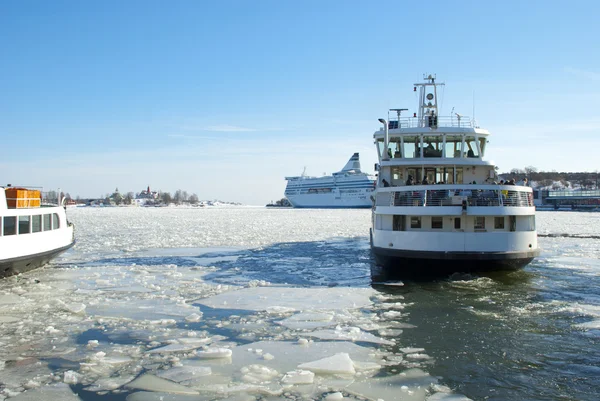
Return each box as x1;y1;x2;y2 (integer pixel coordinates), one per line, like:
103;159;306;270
285;153;375;208
370;74;539;275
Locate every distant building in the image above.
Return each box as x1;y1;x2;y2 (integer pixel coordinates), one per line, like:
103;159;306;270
134;186;159;206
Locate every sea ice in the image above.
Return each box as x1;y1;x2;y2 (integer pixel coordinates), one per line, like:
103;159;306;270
196;287;374;312
298;353;356;375
281;369;315;384
147;343;206;354
307;326;395;345
156;366;212;382
125;373;200;395
196;348;233;359
6;383;80;400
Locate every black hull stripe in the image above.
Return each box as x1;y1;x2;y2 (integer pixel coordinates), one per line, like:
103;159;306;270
1;241;76;279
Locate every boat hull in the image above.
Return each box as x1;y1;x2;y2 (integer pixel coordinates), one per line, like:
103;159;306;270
0;240;75;279
286;192;373;208
371;245;539;277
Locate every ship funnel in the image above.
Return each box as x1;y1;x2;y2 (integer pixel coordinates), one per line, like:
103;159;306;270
341;153;362;172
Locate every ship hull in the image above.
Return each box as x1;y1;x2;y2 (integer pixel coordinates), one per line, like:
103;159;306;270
286;191;373;208
1;240;75;278
371;245;538;277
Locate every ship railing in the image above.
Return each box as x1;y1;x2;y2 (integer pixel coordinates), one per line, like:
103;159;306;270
386;116;475;129
376;185;534;207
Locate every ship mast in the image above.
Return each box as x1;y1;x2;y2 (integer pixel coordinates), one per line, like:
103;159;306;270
414;74;444;128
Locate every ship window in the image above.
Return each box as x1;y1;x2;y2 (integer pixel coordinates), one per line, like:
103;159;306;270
32;215;42;233
494;217;505;229
423;137;442;158
43;214;52;231
509;216;516;232
454;217;461;229
479;138;487;157
527;216;536;231
52;213;60;230
431;217;443;229
475;216;485;230
410;216;421;229
393;215;405;231
391;167;403;185
445;135;463;158
3;216;16;236
465;136;480;158
19;215;31;234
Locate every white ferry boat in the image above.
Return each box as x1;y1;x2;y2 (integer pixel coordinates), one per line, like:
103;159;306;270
285;153;375;208
1;186;75;278
370;74;539;275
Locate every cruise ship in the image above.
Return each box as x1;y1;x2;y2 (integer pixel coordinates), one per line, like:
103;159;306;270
370;74;540;276
285;153;375;208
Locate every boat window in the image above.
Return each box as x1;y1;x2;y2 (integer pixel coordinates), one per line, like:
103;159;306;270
423;136;442;158
494;217;505;229
509;216;516;232
527;216;536;231
410;216;421;229
465;136;480;158
43;214;52;231
445;135;463;158
431;217;443;229
32;215;42;233
52;213;60;230
377;139;385;159
3;216;16;236
19;215;31;234
455;168;463;184
479;138;487;157
390;141;402;158
454;217;461;229
403;136;419;159
475;216;485;230
393;215;405;231
391;167;404;186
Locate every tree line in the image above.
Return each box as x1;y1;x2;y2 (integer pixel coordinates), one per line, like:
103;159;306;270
500;166;600;189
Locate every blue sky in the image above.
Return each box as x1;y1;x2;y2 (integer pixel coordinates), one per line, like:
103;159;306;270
1;1;599;204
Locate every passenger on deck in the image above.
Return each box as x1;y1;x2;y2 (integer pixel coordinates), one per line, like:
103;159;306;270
467;149;475;158
382;179;390;187
422;177;429;185
406;175;414;186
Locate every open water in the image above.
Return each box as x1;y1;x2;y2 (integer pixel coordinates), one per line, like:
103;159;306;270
0;208;599;401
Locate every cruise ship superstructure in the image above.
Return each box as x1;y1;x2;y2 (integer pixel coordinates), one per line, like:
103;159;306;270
370;74;539;275
285;153;375;208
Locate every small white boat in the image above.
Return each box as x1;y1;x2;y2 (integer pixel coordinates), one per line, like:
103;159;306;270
370;74;540;276
0;186;75;278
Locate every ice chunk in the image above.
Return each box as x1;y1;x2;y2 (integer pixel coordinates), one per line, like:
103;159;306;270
7;383;80;400
0;294;23;305
400;347;426;354
86;375;136;391
197;348;233;359
281;369;315;384
427;392;473;400
325;392;344;401
298;353;356;375
240;364;279;383
346;369;437;401
157;366;212;382
63;370;81;384
147;343;206;354
125;373;200;395
308;327;395;345
185;313;202;322
64;303;86;314
0;315;20;323
196;287;374;312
